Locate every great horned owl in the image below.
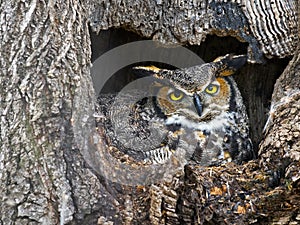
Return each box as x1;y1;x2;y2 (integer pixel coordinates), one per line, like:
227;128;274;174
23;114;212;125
96;54;254;168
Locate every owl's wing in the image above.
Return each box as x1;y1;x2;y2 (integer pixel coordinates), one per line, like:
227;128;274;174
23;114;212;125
96;91;171;161
223;128;254;164
95;93;191;185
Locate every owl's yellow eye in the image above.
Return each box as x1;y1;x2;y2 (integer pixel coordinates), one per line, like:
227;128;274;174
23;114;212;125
205;84;219;95
169;90;184;101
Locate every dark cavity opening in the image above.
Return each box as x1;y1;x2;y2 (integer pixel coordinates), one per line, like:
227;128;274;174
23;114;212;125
90;27;289;155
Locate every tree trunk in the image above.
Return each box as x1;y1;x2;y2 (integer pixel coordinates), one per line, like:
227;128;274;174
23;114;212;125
0;0;299;224
0;1;99;224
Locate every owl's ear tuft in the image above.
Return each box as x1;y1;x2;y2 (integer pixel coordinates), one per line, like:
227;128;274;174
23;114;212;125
214;54;247;77
132;66;161;77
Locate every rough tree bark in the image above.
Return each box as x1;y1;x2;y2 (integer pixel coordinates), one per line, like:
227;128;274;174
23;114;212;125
0;1;98;224
0;0;299;225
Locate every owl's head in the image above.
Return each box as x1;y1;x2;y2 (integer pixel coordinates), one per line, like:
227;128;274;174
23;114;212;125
134;54;247;128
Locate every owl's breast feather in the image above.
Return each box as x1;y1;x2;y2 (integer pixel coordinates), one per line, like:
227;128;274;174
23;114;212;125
165;112;230;132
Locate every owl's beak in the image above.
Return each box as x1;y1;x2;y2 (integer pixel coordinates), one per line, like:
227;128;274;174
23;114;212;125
193;94;202;117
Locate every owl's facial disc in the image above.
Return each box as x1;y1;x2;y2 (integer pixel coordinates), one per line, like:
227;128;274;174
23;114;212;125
156;79;225;124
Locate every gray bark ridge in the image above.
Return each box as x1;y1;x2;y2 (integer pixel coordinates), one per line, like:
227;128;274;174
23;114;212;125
90;0;298;63
0;0;99;224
